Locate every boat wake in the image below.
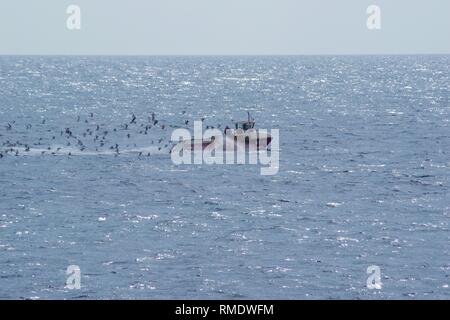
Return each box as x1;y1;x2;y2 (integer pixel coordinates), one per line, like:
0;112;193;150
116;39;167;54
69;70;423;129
4;145;171;157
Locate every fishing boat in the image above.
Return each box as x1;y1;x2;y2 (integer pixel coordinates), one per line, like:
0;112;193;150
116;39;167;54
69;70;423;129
173;113;272;152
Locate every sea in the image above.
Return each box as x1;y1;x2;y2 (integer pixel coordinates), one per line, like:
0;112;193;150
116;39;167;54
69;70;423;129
0;55;449;299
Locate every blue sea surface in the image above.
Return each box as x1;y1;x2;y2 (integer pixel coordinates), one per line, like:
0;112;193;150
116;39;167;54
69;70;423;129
0;55;449;299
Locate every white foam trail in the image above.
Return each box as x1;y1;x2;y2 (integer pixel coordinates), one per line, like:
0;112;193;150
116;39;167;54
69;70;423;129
5;145;169;157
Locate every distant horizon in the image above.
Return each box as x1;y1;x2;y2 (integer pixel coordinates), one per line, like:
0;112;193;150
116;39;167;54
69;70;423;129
1;53;449;57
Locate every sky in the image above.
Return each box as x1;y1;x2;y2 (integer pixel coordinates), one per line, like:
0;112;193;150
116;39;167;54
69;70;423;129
0;0;449;55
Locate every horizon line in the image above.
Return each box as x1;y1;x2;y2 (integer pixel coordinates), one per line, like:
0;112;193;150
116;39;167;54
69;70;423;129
0;53;449;57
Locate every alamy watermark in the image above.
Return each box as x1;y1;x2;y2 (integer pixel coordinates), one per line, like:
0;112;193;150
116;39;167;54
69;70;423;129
66;5;81;30
367;265;382;289
170;121;279;176
367;5;381;30
64;5;381;32
65;265;81;289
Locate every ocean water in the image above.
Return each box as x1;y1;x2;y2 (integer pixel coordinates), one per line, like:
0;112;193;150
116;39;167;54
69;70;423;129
0;55;449;299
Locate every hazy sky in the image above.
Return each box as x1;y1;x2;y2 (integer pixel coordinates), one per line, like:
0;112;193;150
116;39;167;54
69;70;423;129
0;0;449;55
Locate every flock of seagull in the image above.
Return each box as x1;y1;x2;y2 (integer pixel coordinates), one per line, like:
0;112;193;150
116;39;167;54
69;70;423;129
0;111;216;159
0;111;225;159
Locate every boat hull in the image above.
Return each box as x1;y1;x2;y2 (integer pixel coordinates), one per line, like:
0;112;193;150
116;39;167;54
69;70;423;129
174;135;272;153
